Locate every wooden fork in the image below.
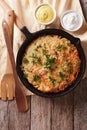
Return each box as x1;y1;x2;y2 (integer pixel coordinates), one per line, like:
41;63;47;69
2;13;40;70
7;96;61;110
1;10;15;100
2;20;29;112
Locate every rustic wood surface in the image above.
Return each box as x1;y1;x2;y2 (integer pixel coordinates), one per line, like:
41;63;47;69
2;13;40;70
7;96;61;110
0;0;87;130
80;0;87;22
0;77;87;130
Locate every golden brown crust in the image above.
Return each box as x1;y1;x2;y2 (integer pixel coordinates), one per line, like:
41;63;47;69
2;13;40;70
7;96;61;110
21;35;81;93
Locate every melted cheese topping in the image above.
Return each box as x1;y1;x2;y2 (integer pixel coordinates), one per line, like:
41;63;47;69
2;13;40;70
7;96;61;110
21;35;81;93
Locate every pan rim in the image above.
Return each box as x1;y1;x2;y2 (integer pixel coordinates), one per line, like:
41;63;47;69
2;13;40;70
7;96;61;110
16;28;86;98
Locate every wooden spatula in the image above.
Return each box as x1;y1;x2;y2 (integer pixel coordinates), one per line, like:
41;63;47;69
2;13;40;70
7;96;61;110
1;10;15;100
2;20;29;112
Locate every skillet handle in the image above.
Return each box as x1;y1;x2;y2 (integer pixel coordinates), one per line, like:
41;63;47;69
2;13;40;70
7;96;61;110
12;11;33;39
21;26;32;39
14;15;32;39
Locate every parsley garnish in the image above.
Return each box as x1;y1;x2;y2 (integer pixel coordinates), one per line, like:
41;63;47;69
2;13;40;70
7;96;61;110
23;57;29;63
42;49;46;55
57;45;67;51
67;69;73;74
35;45;42;51
37;57;41;63
23;74;28;78
44;55;56;71
67;62;72;66
49;76;56;87
33;75;41;82
30;53;41;64
31;53;37;58
74;61;79;66
59;72;65;80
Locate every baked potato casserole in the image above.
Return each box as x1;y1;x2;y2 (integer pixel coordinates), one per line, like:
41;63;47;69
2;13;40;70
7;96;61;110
21;35;81;93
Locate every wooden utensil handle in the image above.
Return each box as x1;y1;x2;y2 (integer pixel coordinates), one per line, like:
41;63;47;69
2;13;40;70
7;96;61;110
2;21;21;87
2;21;16;76
6;10;14;43
0;0;24;29
2;20;29;112
5;10;14;73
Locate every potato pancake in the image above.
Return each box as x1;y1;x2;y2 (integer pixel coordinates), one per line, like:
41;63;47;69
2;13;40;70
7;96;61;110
21;35;81;93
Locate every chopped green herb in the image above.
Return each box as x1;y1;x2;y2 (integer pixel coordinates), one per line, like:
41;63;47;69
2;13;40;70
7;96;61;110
32;58;41;64
42;49;46;55
23;74;28;78
32;60;36;64
61;45;67;50
43;43;46;48
58;72;66;83
37;57;41;63
55;51;58;55
56;46;61;51
30;53;37;58
74;61;79;66
34;48;38;51
23;57;29;63
44;55;56;71
44;64;52;70
35;45;42;51
62;67;65;72
30;53;41;64
49;76;56;87
67;69;73;74
55;66;58;69
58;78;63;83
46;55;55;64
33;75;41;82
59;72;65;80
37;45;42;48
66;79;69;82
67;43;72;47
57;45;67;51
67;62;72;66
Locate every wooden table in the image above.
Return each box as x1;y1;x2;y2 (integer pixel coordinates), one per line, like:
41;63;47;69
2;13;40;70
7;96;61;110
0;0;87;130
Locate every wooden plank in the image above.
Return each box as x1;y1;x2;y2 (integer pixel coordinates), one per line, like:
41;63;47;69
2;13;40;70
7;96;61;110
52;93;74;130
74;77;87;130
8;97;31;130
80;0;87;22
31;95;52;130
0;100;9;130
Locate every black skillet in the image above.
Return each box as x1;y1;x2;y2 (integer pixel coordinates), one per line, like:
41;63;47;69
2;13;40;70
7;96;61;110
16;25;86;98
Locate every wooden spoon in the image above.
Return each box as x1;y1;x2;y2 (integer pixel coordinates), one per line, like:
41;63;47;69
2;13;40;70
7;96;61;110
2;20;29;112
1;10;15;100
